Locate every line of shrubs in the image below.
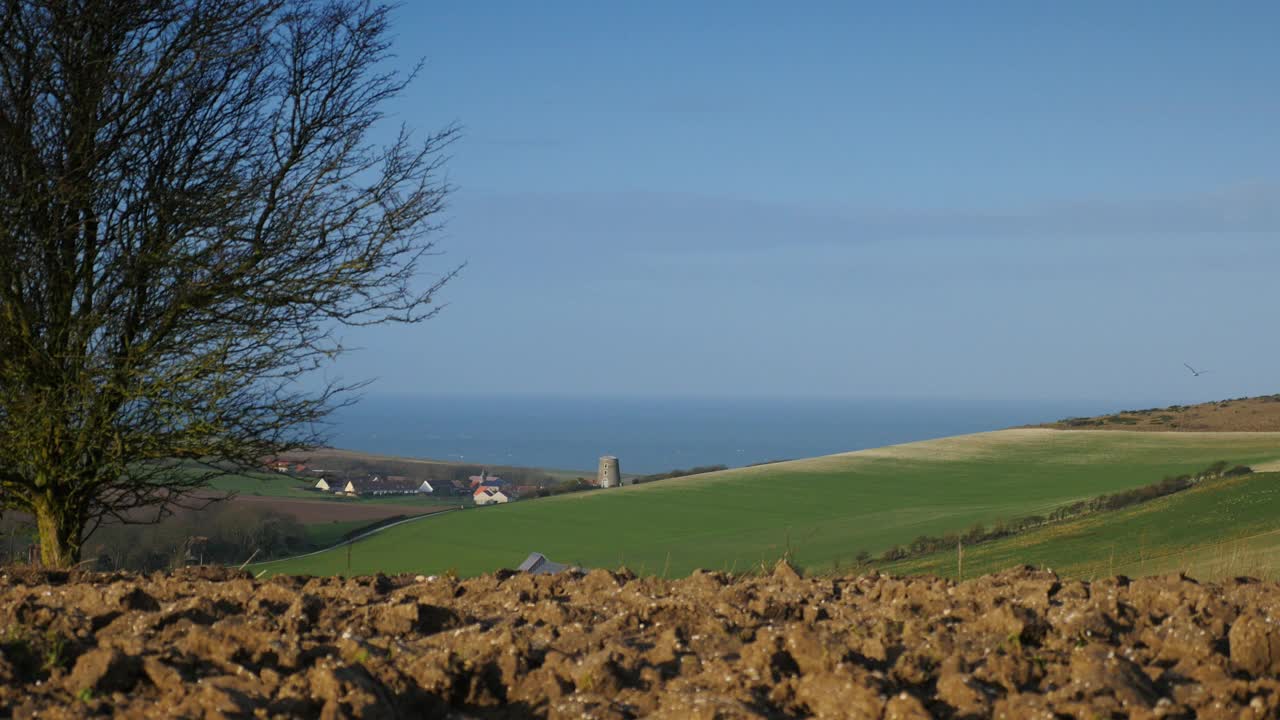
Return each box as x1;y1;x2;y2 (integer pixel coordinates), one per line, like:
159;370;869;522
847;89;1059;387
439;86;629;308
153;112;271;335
870;461;1251;564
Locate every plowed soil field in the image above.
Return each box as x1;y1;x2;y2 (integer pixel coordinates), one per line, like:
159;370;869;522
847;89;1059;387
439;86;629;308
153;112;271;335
2;565;1279;719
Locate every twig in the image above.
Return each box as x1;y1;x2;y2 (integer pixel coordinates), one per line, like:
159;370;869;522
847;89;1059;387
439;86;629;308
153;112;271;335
238;549;260;571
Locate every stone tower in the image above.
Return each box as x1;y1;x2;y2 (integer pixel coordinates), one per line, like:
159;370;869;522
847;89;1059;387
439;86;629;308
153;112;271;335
597;455;620;488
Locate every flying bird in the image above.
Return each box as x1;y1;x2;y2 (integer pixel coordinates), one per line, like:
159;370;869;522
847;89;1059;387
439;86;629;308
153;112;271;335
1183;363;1210;377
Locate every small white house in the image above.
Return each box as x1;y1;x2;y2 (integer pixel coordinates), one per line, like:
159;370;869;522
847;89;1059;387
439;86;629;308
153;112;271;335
473;487;508;506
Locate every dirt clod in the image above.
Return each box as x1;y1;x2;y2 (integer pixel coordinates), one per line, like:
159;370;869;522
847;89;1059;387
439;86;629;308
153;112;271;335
1229;614;1280;676
66;647;141;694
2;566;1280;717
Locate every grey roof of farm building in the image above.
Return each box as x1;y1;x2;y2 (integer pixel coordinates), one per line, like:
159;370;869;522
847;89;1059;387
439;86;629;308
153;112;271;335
517;552;569;575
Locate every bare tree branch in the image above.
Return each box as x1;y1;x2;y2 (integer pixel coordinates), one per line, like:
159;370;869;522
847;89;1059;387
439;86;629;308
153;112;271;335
0;0;457;566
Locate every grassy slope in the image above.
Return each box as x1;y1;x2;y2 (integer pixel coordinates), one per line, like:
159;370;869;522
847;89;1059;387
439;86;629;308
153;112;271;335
256;429;1280;578
1040;394;1280;432
883;471;1280;581
302;519;375;548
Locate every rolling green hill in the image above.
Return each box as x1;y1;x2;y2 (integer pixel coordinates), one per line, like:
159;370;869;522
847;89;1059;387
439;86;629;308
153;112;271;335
255;428;1280;578
883;470;1280;581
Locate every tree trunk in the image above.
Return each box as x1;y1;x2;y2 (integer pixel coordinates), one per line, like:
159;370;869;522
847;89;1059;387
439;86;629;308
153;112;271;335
33;499;83;568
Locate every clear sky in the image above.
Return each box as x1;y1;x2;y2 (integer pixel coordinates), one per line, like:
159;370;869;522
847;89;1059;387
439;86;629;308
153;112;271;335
332;1;1280;407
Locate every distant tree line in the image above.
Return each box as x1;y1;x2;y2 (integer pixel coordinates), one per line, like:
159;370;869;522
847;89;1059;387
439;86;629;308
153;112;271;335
82;505;314;572
0;515;35;564
0;502;411;572
514;465;733;500
524;465;735;498
869;461;1251;565
431;464;559;490
536;478;597;498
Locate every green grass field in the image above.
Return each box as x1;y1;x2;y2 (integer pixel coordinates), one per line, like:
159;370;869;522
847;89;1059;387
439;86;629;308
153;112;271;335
882;470;1280;581
255;429;1280;578
302;519;376;548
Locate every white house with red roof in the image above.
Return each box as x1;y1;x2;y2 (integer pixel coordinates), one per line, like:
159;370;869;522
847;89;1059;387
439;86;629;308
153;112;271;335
473;486;509;506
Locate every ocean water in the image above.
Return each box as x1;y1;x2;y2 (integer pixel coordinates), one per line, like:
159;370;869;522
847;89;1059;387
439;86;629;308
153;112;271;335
325;395;1100;475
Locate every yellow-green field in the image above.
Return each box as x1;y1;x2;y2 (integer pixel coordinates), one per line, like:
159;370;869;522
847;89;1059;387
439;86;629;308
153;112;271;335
255;429;1280;578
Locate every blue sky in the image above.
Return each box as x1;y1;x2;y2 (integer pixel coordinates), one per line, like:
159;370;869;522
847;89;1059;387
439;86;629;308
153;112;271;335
333;2;1280;407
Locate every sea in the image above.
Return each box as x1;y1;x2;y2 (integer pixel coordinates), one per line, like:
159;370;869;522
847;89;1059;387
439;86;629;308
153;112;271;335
325;394;1105;475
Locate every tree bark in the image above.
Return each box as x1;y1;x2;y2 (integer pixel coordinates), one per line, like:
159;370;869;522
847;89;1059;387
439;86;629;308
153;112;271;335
34;498;82;568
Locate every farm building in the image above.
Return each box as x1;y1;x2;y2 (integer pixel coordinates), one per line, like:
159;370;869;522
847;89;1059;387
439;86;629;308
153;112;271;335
517;552;570;575
473;487;509;506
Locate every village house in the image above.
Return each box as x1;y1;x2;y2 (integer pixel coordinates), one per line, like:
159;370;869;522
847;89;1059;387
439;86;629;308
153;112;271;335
473;486;509;506
266;460;307;474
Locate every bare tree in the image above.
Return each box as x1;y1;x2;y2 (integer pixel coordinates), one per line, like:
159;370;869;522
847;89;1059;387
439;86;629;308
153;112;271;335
0;0;459;566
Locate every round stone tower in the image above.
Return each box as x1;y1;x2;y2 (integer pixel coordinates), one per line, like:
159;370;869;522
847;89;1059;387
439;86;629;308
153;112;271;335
597;455;620;488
